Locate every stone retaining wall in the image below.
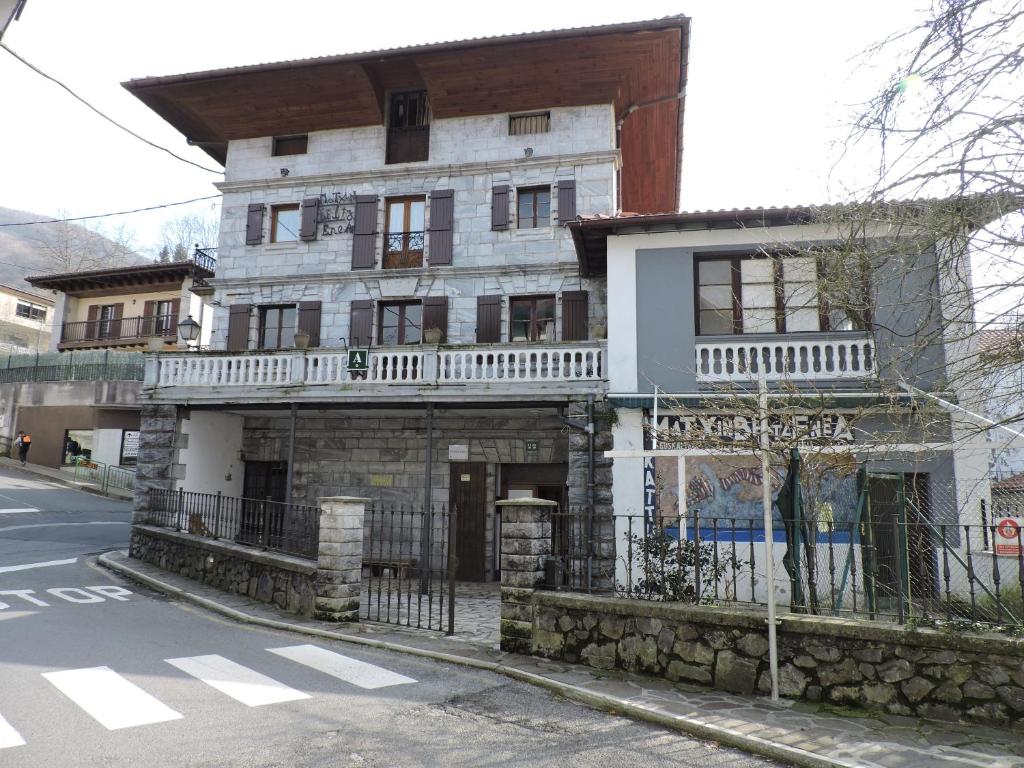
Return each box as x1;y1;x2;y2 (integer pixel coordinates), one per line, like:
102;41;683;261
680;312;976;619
130;525;317;616
529;592;1024;728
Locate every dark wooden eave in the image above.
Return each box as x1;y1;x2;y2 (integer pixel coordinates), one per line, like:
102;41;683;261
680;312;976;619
123;16;690;215
569;207;818;277
26;261;213;295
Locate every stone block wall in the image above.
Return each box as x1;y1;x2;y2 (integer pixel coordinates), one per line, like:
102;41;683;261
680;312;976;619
132;404;180;524
130;525;317;616
527;592;1024;729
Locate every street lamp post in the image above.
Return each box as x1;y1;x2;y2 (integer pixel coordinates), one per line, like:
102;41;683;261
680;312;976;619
177;315;201;350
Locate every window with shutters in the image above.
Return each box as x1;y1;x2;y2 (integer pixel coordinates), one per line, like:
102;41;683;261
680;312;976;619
153;300;175;336
15;301;46;322
509;112;550;136
695;254;829;335
510;295;555;342
517;187;550;229
258;305;298;349
386;91;430;164
383;197;425;269
270;204;300;243
379;301;422;345
272;135;308;156
98;305;119;339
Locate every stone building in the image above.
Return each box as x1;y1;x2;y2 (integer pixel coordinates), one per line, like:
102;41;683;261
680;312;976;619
123;18;690;582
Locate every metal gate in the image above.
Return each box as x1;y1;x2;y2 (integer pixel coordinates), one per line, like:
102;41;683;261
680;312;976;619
362;503;456;633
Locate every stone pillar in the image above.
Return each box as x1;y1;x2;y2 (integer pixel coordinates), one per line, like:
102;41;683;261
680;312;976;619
498;497;556;653
132;404;180;527
314;496;367;622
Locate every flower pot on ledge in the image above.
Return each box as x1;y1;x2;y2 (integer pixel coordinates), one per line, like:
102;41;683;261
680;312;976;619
293;330;311;349
422;327;443;345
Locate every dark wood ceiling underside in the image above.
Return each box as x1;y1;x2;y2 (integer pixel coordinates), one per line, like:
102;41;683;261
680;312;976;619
127;23;687;214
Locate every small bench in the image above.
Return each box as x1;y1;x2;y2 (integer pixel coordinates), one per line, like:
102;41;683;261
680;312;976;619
363;558;418;579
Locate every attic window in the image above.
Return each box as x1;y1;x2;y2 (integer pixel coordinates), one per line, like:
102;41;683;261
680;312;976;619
509;112;550;136
272;135;308;156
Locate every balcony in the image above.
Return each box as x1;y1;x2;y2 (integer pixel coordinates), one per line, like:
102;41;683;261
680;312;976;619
144;342;606;404
59;315;177;350
694;334;875;383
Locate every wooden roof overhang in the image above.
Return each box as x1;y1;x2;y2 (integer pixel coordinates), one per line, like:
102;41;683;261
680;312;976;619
123;16;690;214
26;261;211;296
569;207;818;277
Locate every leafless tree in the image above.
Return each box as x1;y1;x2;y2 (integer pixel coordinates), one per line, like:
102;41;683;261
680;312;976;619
29;209;139;273
158;213;219;262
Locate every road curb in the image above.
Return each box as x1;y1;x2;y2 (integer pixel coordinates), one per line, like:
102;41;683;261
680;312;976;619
98;552;853;768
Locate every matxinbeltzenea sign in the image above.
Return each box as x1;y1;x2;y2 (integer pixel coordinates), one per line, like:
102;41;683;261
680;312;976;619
655;412;855;446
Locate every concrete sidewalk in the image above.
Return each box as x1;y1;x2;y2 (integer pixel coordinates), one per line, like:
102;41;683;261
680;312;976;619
99;550;1024;768
0;457;133;500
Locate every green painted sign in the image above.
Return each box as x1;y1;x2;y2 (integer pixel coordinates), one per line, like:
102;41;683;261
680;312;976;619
347;349;369;371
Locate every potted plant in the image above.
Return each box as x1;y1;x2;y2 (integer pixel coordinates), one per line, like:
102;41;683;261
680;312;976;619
293;330;311;349
422;327;443;344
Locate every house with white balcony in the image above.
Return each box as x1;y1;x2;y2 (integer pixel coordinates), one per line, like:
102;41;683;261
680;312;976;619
569;204;996;603
122;18;689;582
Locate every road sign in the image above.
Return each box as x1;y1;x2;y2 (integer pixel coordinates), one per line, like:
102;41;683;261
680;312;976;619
347;349;369;371
994;517;1023;556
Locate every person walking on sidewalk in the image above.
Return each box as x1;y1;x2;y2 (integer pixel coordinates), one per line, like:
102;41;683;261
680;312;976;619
14;431;31;466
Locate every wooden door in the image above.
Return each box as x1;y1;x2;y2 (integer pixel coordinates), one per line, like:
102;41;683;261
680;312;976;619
450;462;487;581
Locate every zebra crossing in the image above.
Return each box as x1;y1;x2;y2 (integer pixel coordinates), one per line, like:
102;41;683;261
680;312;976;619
0;643;416;748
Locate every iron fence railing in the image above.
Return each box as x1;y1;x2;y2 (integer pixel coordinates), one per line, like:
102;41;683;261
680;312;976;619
548;509;1024;628
144;488;320;560
0;350;144;384
362;503;455;634
193;247;217;274
71;460;135;493
60;315;177;344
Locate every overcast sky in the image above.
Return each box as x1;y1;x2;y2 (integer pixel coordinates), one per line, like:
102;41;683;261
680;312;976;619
0;0;922;257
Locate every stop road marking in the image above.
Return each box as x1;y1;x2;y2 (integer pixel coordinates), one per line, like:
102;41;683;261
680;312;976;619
0;586;132;609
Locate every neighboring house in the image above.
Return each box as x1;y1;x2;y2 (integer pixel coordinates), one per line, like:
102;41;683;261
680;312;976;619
0;282;52;353
569;206;995;596
26;252;215;352
979;328;1024;481
121;17;690;582
0;252;216;469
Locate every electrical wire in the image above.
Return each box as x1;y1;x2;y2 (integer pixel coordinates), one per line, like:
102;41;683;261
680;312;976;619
0;195;222;227
0;42;223;175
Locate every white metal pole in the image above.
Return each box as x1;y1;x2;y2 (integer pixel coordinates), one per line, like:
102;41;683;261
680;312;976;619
759;368;780;702
677;454;687;540
651;386;659;451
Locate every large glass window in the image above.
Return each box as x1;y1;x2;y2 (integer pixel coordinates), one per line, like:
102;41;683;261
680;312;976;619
15;301;46;321
517;187;550;229
696;255;824;335
270;204;300;243
510;295;555;342
155;300;175;335
379;302;422;345
259;305;297;349
98;304;118;339
384;197;426;269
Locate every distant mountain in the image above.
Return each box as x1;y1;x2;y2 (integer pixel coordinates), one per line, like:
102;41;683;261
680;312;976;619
0;206;148;291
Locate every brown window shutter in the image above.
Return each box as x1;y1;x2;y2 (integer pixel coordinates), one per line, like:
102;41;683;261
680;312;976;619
557;180;577;224
142;300;156;336
245;204;265;245
298;300;322;347
350;300;373;347
86;304;100;340
561;290;588;341
422;296;448;343
299;197;320;241
476;295;501;343
227;304;251;351
170;298;181;321
352;195;378;269
491;185;509;230
427;189;454;265
112;302;124;338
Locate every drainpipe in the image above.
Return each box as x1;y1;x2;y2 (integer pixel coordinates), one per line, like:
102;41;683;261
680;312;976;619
285;403;296;507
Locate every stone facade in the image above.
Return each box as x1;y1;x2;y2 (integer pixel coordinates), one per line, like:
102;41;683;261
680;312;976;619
314;497;367;622
526;592;1024;728
130;525;316;615
498;498;556;653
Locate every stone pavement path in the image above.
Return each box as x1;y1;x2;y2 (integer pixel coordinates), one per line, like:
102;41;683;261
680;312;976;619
102;551;1024;768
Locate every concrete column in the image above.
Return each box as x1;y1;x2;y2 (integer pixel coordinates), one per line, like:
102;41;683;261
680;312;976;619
132;404;181;526
314;496;368;622
498;497;556;653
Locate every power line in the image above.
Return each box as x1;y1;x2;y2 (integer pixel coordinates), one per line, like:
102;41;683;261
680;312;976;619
0;195;222;227
0;42;224;175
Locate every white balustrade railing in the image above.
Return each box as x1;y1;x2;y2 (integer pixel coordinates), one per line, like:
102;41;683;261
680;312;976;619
695;336;875;382
147;343;604;390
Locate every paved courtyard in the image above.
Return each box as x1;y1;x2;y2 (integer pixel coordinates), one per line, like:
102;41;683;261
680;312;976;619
360;580;501;647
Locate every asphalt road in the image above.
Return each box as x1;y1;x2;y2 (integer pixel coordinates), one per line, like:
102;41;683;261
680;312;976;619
0;466;779;767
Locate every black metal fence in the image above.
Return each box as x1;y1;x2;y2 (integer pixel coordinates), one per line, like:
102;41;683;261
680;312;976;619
144;488;320;560
548;510;1024;628
0;350;144;384
362;503;455;634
